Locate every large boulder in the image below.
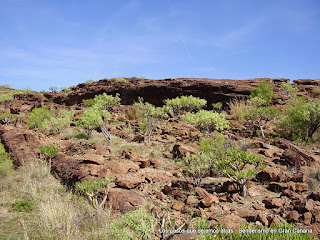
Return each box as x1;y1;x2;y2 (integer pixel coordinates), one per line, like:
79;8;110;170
107;188;147;213
0;126;40;165
273;138;320;166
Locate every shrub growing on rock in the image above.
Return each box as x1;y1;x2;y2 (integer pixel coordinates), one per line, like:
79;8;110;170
183;110;230;133
248;80;274;106
245;107;281;138
45;109;74;133
27;107;52;130
109;207;157;240
280;98;320;141
215;148;263;197
164;95;207;115
75;107;106;139
0;93;14;108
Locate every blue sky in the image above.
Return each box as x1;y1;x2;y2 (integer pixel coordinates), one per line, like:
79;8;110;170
1;0;320;91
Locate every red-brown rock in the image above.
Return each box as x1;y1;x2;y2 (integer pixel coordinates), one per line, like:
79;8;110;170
217;214;247;229
256;167;285;183
172;143;199;158
286;210;300;222
107;188;147;213
263;198;285;209
303;212;313;225
115;175;145;189
200;195;219;208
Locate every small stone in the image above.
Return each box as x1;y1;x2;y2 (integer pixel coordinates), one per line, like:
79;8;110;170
306;199;315;211
187;196;199;207
258;214;269;226
263;198;285;209
172;202;185;211
303;212;312;225
287;210;300;223
200;195;219;208
295;182;309;192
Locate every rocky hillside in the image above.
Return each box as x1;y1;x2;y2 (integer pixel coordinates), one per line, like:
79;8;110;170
0;78;320;239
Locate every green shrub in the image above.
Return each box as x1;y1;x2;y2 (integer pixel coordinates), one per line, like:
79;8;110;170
139;75;146;80
183;110;230;132
27;108;52;130
215;148;263;197
93;92;121;111
13;199;36;212
245;107;281;138
249;80;274;106
281;81;299;98
86;80;95;83
115;77;128;83
0;140;13;178
75;107;107;139
109;207;157;240
40;145;58;160
126;105;143;120
164;95;207;115
45;109;74;133
212;102;223;112
280;98;320;141
178;134;230;186
82;98;95;107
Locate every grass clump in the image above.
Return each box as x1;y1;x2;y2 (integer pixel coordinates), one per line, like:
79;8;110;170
228;98;249;121
13;199;36;212
109;207;157;240
0;140;13;179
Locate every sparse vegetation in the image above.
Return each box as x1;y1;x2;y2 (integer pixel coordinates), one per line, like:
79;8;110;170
115;77;128;83
183;110;230;133
249;80;274;106
49;86;58;92
86;80;95;83
228;98;249;121
27;107;52;130
164;95;207;115
280;98;320;141
13;199;36;212
215;148;263;197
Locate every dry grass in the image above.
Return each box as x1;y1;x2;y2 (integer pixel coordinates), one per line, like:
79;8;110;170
227;98;249;121
7;159;113;240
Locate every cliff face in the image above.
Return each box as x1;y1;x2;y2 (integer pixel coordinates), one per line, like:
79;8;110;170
44;77;292;107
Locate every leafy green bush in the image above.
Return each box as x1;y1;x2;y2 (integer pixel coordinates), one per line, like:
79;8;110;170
164;95;207;115
75;107;107;139
215;148;263;197
40;145;58;160
249;80;274;106
280;98;320;141
13;199;36;212
86;80;95;83
183;110;230;132
0;140;13;178
109;207;157;240
245;107;281;138
212;102;223;112
93;92;121;111
27;108;52;130
45;109;74;133
178;134;229;186
115;77;128;83
281;81;299;98
140;75;146;80
133;101;162;144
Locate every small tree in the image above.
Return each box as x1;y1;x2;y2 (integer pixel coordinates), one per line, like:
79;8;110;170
75;107;105;139
281;81;299;100
93;93;121;111
40;145;58;173
75;177;113;210
249;80;274;106
280;98;320;141
49;86;58;93
164;95;207;115
215;148;263;197
245;107;280;138
134;101;161;144
183;110;230;133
